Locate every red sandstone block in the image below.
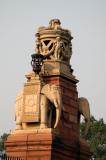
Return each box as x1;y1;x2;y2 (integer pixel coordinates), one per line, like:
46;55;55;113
70;99;77;107
58;128;78;141
60;81;77;91
62;97;77;108
28;145;51;151
62;101;75;109
28;133;52;140
27;150;51;156
39;156;51;160
7;151;26;157
6;145;27;151
27;140;52;146
62;104;78;116
6;134;28;142
62;96;70;103
60;78;75;86
61;90;78;102
72;123;79;132
58;128;69;137
29;157;50;160
44;77;78;98
62;121;73;129
53;154;76;160
69;114;77;123
62;90;74;98
60;80;76;90
61;111;69;121
73;92;78;100
68;130;79;141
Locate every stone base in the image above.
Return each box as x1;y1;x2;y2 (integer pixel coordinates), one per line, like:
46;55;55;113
6;130;53;160
6;72;92;159
5;130;92;160
79;139;92;160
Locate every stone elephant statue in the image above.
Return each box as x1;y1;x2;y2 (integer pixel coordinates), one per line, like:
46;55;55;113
40;84;62;129
15;84;62;130
78;97;90;139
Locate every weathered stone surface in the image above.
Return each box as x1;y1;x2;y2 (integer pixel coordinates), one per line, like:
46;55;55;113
35;19;73;64
7;132;90;160
5;19;92;160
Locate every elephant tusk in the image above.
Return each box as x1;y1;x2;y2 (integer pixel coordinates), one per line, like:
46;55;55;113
54;107;61;128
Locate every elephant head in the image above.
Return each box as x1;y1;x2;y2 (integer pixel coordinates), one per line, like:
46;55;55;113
40;84;62;128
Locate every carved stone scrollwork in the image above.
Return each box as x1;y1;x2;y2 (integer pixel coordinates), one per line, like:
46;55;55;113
35;19;73;64
40;39;55;57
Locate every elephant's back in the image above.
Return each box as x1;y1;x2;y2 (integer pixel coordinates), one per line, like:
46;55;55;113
78;97;90;114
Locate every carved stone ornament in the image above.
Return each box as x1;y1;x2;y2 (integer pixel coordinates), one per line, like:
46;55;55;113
35;19;73;64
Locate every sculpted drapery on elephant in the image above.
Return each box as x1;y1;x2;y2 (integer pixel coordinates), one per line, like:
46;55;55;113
78;97;90;139
15;89;24;130
15;83;62;130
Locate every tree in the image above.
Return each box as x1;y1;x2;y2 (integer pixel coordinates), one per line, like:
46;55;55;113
80;116;106;160
0;133;9;151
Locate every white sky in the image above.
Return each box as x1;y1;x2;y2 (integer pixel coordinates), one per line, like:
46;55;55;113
0;0;106;135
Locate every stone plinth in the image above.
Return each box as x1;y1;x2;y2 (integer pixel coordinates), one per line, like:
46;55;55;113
6;129;53;160
6;132;91;160
7;75;91;160
6;129;78;160
6;74;92;160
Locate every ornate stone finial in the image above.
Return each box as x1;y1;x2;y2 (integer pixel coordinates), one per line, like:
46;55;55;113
48;19;61;30
35;19;73;64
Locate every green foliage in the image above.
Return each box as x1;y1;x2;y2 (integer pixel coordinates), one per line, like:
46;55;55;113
80;116;106;159
0;133;9;151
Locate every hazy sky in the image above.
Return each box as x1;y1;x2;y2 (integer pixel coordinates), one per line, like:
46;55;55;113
0;0;106;135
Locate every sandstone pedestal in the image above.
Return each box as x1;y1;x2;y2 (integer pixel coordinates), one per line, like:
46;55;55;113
6;129;53;160
6;75;92;160
6;131;91;160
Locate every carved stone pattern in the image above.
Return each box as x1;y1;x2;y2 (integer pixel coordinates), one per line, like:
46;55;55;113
35;19;73;64
24;95;38;114
15;90;23;123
